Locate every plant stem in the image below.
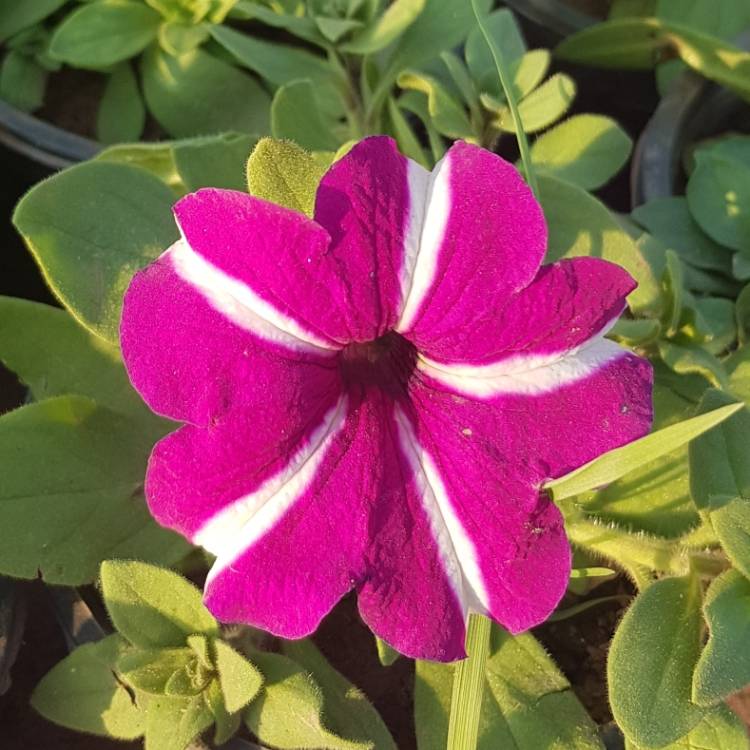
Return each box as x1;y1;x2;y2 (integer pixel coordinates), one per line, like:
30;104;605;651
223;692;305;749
446;613;491;750
470;0;539;200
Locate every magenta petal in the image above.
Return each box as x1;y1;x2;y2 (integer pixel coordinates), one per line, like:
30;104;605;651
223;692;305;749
121;247;341;427
397;141;547;345
199;389;467;659
313;136;416;340
418;257;636;366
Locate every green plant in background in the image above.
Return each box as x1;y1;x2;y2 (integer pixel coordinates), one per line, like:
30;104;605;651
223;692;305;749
33;560;396;749
556;0;750;99
4;3;750;749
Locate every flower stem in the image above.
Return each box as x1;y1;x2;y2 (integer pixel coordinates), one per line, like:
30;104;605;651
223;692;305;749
470;0;539;200
446;613;491;750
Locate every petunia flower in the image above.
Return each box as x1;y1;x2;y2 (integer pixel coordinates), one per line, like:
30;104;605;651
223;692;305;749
121;137;652;661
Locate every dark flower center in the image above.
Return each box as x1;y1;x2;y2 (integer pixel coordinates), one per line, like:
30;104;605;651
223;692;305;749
340;332;417;395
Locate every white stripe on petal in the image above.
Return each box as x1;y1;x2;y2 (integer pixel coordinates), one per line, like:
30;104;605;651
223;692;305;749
198;395;349;581
169;239;340;353
394;406;489;615
418;336;626;398
396;153;452;333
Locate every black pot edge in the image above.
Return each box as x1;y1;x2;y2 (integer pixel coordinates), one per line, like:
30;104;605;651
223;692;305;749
0;99;100;171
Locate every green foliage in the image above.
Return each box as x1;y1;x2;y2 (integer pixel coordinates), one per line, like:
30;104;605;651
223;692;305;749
32;634;145;739
538;174;662;315
141;46;270;139
50;1;161;69
608;575;705;747
100;560;219;649
692;570;750;706
246;137;328;216
415;626;603;749
548;400;742;501
13;160;178;344
0;397;188;584
271;79;341;152
0;297;149;419
97;62;146;144
531;114;632;189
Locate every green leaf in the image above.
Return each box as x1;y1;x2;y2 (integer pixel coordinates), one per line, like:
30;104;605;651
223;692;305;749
97;62;146;144
246;137;327;217
687;151;750;253
688;389;750;510
144;693;213;750
382;0;492;81
208;25;341;118
245;651;369;750
271;79;341;152
282;639;397;750
214;639;262;713
632;197;733;274
530;114;632;190
397;70;473;139
13;160;178;344
173;132;257;191
375;636;401;667
100;560;219;649
0;51;47;111
693;570;750;706
164;661;207;696
507;49;551;99
157;21;209;55
538;173;662;316
32;634;144;739
118;647;194;694
658;340;729;389
0;297;148;419
315;16;362;43
625;704;747;749
414;628;603;749
548;401;743;501
0;0;67;43
496;74;576;134
340;0;426;54
387;97;429;167
230;2;324;46
206;677;241;745
465;9;526;81
711;496;750;581
581;376;702;538
0;397;188;584
557;17;750;102
608;575;705;747
96;142;181;189
50;0;161;68
141;46;270;138
656;0;750;42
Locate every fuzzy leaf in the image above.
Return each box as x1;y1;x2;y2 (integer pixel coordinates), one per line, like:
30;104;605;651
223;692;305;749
246;651;369;750
497;74;576;134
100;560;219;649
341;0;426;54
693;570;750;706
0;297;148;419
214;640;262;713
283;639;397;749
13;161;178;344
688;389;750;510
608;575;705;747
173;132;257;191
246;137;328;216
144;693;213;750
32;634;144;739
0;397;188;584
0;51;47;111
118;647;194;694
